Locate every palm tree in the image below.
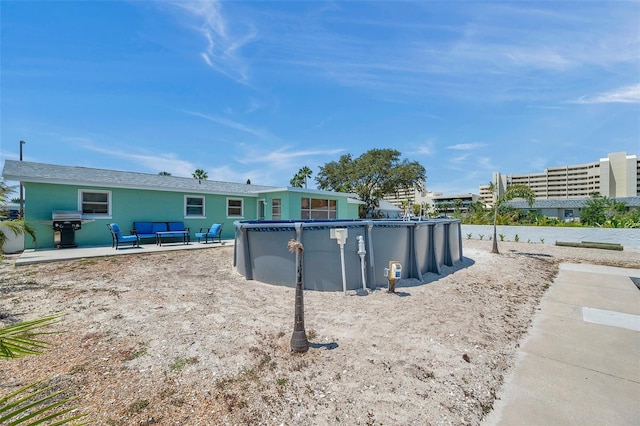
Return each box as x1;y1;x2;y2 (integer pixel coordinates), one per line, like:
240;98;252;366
0;315;87;424
288;239;309;353
0;179;36;255
192;169;208;183
299;166;312;188
490;183;535;254
453;198;464;218
290;166;313;189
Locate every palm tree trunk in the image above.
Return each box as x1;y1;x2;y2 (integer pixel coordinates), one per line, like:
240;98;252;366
491;204;499;254
289;240;309;353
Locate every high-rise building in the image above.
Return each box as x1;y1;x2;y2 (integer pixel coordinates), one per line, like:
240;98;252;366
482;152;639;205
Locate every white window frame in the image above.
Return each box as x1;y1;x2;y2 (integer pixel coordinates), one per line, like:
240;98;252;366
257;198;266;220
272;198;282;220
227;197;244;218
301;197;337;220
78;189;112;218
185;195;206;218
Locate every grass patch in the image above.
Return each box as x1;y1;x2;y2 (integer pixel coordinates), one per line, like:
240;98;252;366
169;356;199;372
127;398;150;414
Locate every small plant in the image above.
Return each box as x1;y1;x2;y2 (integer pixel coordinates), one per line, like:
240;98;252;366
540;238;545;244
276;378;287;386
306;329;317;340
527;239;531;243
123;342;148;361
127;399;149;414
466;233;472;240
514;234;520;242
478;234;484;240
169;356;198;372
499;233;505;242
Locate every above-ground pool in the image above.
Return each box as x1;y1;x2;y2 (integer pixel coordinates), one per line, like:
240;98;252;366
234;219;463;292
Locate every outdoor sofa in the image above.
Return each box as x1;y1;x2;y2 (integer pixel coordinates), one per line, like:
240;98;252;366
132;221;190;246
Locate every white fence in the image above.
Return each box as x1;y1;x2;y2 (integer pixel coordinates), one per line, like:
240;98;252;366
461;225;640;249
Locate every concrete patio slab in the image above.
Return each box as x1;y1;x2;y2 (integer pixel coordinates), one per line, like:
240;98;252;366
483;263;640;426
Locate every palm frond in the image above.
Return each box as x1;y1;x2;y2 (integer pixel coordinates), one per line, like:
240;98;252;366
0;379;87;425
0;315;63;359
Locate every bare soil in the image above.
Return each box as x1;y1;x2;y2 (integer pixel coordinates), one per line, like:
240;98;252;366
1;240;638;425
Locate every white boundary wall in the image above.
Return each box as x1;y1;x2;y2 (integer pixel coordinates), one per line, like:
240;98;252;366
461;225;640;249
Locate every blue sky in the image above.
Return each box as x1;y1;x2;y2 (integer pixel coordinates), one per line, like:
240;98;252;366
1;1;639;195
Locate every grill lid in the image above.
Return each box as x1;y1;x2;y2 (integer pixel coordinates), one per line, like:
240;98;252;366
52;210;82;221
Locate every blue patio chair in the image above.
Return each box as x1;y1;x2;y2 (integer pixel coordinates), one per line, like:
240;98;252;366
195;223;223;244
107;223;140;249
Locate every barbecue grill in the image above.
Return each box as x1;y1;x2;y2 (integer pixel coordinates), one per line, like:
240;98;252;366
52;210;82;248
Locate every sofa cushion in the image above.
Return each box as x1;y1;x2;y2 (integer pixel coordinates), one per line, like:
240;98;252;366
133;222;153;234
151;222;168;233
168;222;186;232
209;224;221;235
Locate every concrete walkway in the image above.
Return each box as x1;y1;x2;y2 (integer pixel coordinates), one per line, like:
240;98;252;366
12;239;234;266
484;263;640;425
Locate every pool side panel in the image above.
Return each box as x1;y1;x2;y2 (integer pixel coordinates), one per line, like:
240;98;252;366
247;227;297;287
301;225;367;291
233;219;464;291
369;224;412;288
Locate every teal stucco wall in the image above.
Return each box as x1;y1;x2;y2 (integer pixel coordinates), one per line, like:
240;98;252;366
23;183;359;249
24;183;257;249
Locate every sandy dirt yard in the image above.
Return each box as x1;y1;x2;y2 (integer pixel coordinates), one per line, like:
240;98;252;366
1;239;638;425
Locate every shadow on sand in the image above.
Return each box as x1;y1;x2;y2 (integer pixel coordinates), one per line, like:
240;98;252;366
310;342;339;350
394;255;476;290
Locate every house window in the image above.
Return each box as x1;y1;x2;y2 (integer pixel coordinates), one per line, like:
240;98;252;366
301;198;336;219
185;196;205;217
227;198;243;217
272;198;281;220
79;190;111;217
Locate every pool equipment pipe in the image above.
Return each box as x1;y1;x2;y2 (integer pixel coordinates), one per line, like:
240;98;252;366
384;261;402;293
330;228;348;295
356;235;367;290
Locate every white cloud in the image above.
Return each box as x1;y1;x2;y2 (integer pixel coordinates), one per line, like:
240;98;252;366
447;142;487;150
167;0;257;84
451;153;470;162
568;84;640;104
245;98;264;114
238;146;345;167
82;144;195;177
183;110;268;137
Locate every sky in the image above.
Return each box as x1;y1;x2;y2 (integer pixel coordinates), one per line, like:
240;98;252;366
1;1;639;196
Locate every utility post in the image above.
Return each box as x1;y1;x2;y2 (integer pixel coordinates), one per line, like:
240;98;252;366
19;140;25;218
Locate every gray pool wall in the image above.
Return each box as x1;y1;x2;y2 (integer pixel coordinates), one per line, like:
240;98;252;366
234;219;463;292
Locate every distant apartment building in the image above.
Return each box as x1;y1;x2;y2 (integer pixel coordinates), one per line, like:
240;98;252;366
384;183;430;207
431;193;479;216
480;151;639;206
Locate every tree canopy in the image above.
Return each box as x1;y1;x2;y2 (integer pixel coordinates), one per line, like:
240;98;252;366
316;148;426;218
192;169;208;182
580;194;628;227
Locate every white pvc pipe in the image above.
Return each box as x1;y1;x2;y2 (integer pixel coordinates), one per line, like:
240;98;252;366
357;235;366;290
339;244;347;295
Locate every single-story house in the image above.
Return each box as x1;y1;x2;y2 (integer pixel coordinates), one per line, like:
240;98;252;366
505;197;640;221
2;160;361;249
373;199;403;219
